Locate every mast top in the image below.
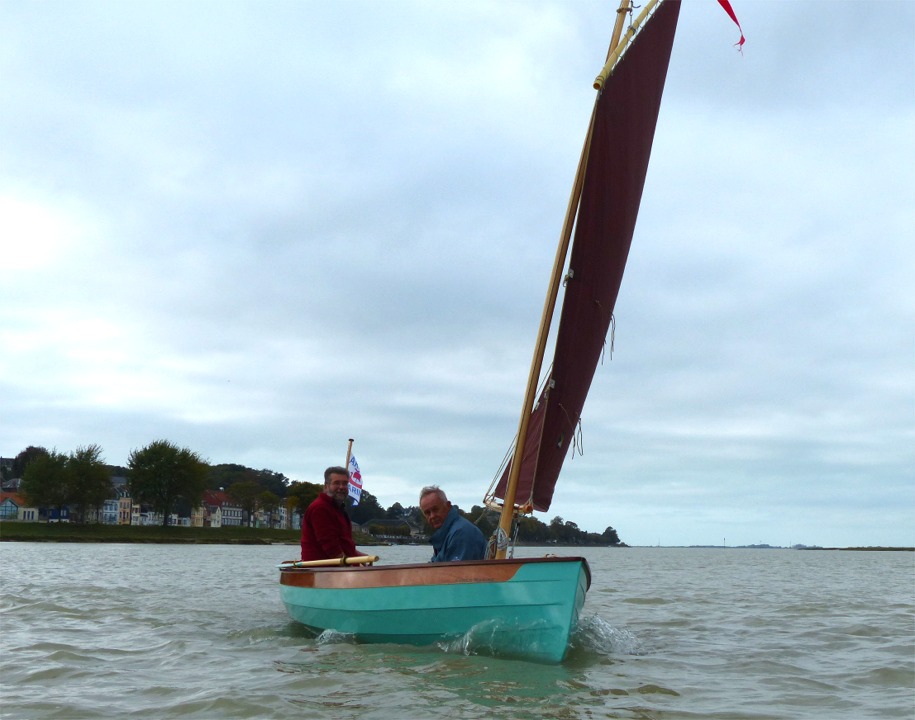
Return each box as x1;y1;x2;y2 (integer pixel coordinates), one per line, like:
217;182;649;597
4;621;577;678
594;0;663;90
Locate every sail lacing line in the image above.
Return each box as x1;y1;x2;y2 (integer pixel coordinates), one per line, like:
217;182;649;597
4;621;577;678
593;304;616;364
571;418;584;460
602;313;616;363
556;404;585;460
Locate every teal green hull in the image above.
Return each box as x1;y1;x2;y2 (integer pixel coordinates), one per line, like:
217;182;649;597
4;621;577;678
280;557;589;663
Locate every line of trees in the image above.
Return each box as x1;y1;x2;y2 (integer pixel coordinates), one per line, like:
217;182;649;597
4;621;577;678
6;442;624;545
17;445;110;524
14;441;211;528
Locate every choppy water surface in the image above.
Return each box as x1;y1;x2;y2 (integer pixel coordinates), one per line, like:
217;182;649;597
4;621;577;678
0;543;912;719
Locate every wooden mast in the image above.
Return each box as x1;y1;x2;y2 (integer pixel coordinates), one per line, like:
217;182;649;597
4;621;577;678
493;0;635;559
595;0;663;90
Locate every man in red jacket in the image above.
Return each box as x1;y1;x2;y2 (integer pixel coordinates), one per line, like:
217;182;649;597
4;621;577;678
300;466;367;561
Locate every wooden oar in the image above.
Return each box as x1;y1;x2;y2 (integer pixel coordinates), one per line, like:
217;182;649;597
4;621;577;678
278;555;379;569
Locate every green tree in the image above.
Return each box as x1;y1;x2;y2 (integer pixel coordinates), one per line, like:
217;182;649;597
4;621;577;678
286;481;322;516
259;490;281;528
127;440;208;527
400;505;424;527
68;444;111;524
547;516;585;544
21;450;71;522
207;464;290;498
601;526;622;545
367;520;410;537
105;464;130;478
549;516;566;543
255;469;289;497
207;463;248;491
563;519;581;545
12;446;49;480
516;515;550;543
465;505;497;539
228;479;261;527
348;489;385;524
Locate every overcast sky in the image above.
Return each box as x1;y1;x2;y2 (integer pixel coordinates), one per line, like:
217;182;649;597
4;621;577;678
2;1;912;548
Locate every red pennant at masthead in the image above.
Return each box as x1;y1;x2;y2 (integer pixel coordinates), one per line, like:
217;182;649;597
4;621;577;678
716;0;746;50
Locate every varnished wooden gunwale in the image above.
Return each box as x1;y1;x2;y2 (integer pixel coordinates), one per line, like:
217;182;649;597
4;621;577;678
279;556;590;590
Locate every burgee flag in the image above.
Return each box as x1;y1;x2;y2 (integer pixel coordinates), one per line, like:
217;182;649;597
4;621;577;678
716;0;745;50
348;455;363;505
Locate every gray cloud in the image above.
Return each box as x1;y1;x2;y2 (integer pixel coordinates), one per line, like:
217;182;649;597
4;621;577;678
2;0;912;547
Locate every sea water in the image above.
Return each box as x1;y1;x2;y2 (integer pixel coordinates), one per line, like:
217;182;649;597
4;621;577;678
0;542;912;719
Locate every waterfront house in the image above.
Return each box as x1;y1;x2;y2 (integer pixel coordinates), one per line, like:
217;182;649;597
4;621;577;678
118;494;132;525
255;504;288;529
99;498;119;524
201;490;243;527
0;492;38;522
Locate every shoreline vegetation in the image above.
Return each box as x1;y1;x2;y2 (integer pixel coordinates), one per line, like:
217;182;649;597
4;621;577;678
0;522;309;545
0;522;910;551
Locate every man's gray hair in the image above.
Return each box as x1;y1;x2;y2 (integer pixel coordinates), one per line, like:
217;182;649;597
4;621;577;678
419;485;448;504
324;466;348;485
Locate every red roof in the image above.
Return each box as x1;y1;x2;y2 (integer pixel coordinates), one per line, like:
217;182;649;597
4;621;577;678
0;492;28;507
202;490;234;507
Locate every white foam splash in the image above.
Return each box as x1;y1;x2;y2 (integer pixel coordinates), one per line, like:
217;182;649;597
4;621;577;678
315;629;357;646
572;614;643;656
435;618;557;661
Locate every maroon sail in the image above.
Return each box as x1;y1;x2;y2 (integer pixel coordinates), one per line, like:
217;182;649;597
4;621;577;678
495;0;680;512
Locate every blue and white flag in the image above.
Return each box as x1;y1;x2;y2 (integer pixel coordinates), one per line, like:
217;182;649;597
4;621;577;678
348;455;363;505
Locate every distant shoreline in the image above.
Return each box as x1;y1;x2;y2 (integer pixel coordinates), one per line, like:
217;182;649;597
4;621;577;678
0;523;910;551
0;522;318;545
634;545;914;552
798;546;914;552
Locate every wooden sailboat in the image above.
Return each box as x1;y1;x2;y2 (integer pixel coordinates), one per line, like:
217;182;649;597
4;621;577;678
280;0;681;663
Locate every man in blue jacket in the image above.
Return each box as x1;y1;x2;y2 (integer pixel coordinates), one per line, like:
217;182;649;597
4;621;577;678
419;485;487;562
